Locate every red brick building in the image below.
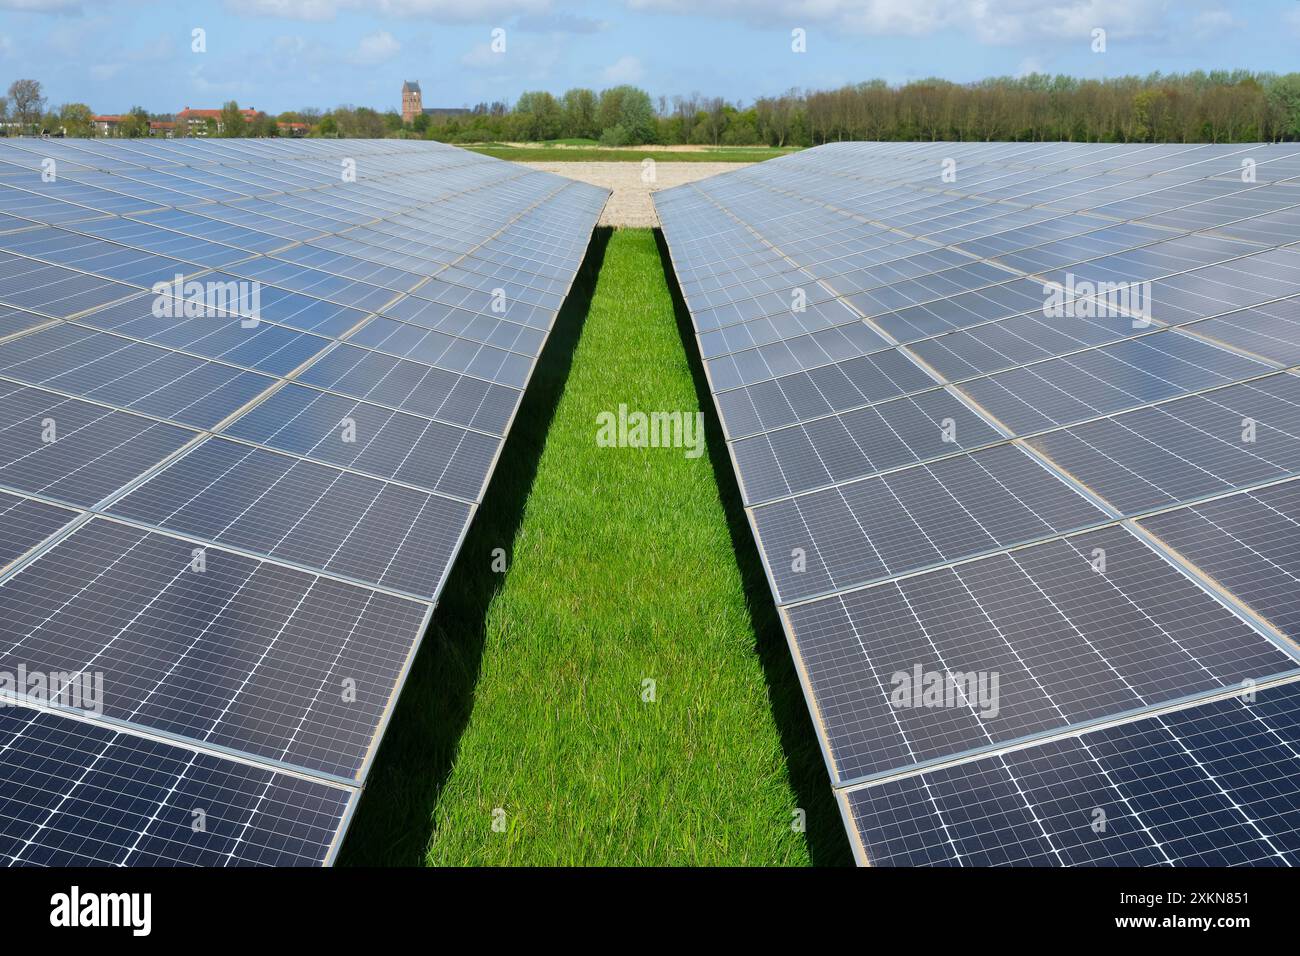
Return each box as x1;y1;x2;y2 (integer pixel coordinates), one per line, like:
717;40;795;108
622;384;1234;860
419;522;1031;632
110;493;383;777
176;106;261;136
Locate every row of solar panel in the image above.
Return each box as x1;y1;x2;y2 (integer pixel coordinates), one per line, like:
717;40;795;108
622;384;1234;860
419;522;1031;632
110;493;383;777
664;145;1294;280
784;505;1300;786
655;140;1300;866
704;242;1299;440
672;147;1298;329
746;369;1300;598
0;138;608;865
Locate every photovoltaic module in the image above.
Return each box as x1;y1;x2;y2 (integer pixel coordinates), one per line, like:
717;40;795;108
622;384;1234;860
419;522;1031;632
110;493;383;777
0;137;606;865
655;141;1300;865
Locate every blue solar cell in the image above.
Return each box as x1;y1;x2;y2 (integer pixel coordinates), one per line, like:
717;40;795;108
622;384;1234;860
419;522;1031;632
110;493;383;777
844;680;1300;866
222;383;500;501
0;490;78;570
0;380;195;507
0;518;428;781
1139;479;1300;641
0;250;135;317
785;523;1299;785
0;324;276;429
957;331;1271;435
107;437;472;599
753;442;1106;601
0;305;51;340
1028;372;1300;515
0;704;353;867
296;343;522;428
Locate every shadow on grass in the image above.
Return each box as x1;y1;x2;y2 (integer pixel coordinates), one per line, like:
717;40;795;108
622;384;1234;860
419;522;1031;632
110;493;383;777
655;228;854;867
339;226;612;866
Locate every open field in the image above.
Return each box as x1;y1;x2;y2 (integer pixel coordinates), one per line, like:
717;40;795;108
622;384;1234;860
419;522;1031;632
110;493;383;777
465;143;798;163
340;228;851;866
524;161;743;227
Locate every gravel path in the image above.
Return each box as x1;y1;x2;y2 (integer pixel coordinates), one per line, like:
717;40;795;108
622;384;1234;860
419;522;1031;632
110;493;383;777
523;162;747;227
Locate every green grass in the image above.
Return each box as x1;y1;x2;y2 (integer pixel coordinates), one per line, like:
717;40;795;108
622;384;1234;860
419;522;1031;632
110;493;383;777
464;144;799;163
340;228;850;866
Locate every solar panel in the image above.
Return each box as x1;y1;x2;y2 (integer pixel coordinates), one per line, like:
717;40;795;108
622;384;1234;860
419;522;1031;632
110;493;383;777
955;330;1272;435
0;323;277;429
106;437;471;599
0;703;354;866
0;381;196;506
1190;296;1300;365
655;140;1300;865
752;442;1107;602
785;524;1299;784
0;490;77;571
842;679;1300;866
731;388;1004;504
0;137;607;865
1139;479;1300;642
1027;372;1300;514
222;384;500;500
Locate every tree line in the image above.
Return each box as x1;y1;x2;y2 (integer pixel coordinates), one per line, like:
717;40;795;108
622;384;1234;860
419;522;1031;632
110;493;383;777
432;72;1300;146
7;70;1300;144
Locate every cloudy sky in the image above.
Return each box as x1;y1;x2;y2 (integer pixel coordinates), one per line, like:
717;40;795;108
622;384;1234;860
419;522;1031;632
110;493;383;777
1;0;1296;115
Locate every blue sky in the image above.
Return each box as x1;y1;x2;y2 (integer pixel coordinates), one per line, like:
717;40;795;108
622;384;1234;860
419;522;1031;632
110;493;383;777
2;0;1298;116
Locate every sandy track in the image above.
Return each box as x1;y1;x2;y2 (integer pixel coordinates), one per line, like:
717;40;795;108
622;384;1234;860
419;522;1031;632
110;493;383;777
523;162;747;227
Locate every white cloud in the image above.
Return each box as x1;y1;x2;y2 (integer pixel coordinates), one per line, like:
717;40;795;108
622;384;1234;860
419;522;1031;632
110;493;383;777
626;0;1195;45
261;33;334;73
128;32;178;62
274;34;310;56
1190;8;1236;38
1015;56;1045;78
225;0;548;22
602;54;645;83
350;30;401;65
364;0;549;18
45;15;112;56
188;64;256;97
0;0;82;12
90;62;123;81
224;0;339;19
515;11;609;34
460;42;504;69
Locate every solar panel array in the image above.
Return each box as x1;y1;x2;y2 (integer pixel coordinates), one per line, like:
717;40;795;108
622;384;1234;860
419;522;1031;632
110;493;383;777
655;141;1300;866
0;137;606;865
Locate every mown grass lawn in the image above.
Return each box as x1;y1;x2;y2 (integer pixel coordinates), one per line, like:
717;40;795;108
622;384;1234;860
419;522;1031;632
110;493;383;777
465;144;799;163
341;228;849;866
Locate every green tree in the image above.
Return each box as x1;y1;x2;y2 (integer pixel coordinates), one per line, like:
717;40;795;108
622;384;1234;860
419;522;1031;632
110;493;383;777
249;111;278;137
7;79;45;133
1265;74;1300;141
332;106;385;138
117;106;150;138
58;103;93;137
596;85;655;144
219;100;247;137
514;90;563;140
561;88;598;139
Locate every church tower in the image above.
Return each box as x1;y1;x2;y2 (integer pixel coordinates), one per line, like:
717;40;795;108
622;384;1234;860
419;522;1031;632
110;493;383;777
401;81;423;124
